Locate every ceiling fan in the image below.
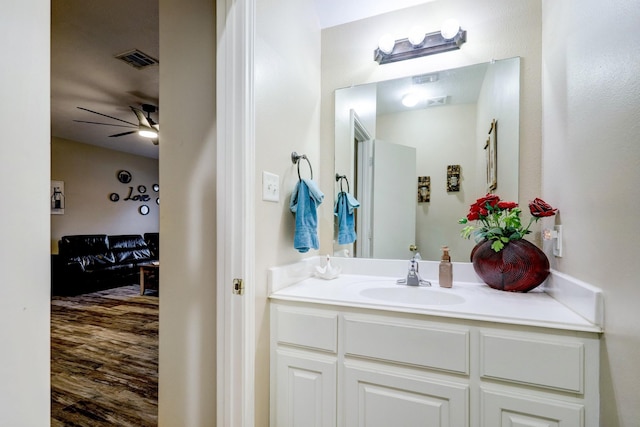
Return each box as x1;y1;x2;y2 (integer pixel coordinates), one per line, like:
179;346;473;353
74;104;160;144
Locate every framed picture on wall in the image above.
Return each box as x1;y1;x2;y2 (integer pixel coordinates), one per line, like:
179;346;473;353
486;119;498;192
446;165;461;192
417;176;430;203
51;180;65;215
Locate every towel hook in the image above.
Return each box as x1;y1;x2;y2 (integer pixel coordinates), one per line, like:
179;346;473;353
291;152;313;181
335;173;350;193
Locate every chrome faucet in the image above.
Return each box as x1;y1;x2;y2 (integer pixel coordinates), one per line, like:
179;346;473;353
397;253;431;286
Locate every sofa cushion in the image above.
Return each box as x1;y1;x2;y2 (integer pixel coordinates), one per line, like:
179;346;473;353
59;235;116;272
59;234;110;256
109;234;152;264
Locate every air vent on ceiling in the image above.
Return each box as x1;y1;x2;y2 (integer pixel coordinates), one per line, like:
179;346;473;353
115;49;159;69
426;96;448;107
412;73;439;84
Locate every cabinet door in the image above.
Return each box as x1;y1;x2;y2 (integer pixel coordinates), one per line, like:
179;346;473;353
274;349;337;427
343;364;468;427
481;388;584;427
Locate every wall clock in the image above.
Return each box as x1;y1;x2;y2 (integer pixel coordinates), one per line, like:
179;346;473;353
117;170;132;184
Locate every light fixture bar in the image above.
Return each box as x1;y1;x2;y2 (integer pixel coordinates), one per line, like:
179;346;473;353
374;29;466;65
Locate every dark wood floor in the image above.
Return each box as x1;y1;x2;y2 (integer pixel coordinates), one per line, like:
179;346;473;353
51;285;159;427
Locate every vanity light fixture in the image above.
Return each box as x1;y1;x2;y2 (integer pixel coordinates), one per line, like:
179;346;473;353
374;20;466;65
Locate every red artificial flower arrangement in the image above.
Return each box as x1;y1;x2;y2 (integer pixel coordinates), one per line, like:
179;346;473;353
459;194;557;252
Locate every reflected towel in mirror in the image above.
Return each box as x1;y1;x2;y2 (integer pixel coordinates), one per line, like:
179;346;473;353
335;191;359;245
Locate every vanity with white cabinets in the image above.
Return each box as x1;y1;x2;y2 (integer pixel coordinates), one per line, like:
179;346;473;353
269;257;603;427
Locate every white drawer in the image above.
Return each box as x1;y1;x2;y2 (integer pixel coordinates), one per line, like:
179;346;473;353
274;305;338;353
480;331;584;393
343;316;470;374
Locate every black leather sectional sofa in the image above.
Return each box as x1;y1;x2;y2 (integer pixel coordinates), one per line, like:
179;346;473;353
52;233;159;296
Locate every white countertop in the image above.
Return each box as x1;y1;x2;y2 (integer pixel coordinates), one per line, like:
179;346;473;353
268;258;604;333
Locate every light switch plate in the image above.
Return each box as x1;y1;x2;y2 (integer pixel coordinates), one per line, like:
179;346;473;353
262;171;279;202
553;224;563;257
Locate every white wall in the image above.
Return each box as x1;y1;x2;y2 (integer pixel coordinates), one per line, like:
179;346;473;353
0;0;51;425
158;0;217;425
542;1;640;424
475;57;520;202
254;0;321;424
321;0;542;256
51;137;159;252
376;104;477;260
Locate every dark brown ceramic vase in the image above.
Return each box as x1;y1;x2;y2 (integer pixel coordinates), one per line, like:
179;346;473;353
470;239;550;292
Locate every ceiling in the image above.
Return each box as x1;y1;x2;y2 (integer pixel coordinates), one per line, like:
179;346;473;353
51;0;432;160
51;0;160;159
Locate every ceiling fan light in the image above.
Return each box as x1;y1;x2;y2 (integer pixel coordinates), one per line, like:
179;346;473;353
138;126;158;139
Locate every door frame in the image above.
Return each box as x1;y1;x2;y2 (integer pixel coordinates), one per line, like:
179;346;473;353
216;0;256;425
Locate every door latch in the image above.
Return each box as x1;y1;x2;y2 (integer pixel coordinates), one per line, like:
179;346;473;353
233;278;244;295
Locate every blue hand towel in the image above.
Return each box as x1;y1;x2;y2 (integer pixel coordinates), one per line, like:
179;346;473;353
334;191;359;245
290;179;324;253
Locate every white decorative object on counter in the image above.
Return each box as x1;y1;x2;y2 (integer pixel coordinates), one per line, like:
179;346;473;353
314;255;341;280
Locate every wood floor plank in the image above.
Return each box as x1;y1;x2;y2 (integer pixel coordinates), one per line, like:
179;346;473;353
51;285;158;426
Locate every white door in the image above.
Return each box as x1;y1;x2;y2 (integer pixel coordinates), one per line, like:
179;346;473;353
357;140;417;259
217;0;255;425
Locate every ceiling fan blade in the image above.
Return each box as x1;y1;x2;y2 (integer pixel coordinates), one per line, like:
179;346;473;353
130;106;152;128
73;120;137;129
77;107;138;127
152;123;160;132
109;130;137;138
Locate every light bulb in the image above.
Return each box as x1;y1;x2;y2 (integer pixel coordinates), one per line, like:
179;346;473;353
378;34;395;54
441;19;460;40
402;92;420;108
408;26;426;46
138;126;158;139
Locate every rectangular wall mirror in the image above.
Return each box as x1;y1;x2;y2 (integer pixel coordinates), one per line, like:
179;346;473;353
334;57;520;261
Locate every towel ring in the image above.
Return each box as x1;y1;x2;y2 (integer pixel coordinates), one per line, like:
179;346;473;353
291;152;313;180
335;173;350;193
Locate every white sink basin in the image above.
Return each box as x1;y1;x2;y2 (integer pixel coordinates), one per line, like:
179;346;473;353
359;286;465;306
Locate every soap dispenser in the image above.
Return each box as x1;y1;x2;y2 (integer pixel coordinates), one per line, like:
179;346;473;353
439;246;453;288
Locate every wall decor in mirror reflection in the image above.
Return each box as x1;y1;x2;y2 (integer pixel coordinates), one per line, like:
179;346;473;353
447;165;461;192
334;57;520;261
418;176;430;203
486;119;498;192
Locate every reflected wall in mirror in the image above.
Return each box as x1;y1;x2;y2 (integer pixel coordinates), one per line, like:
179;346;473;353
334;57;520;261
